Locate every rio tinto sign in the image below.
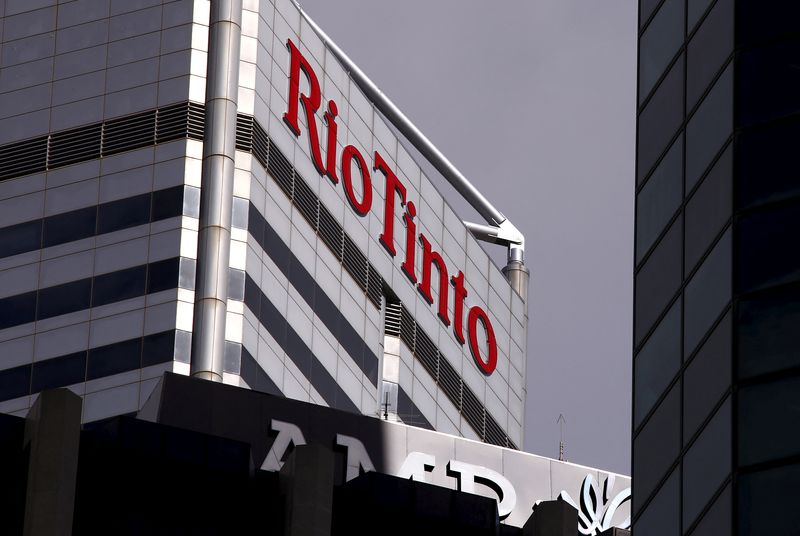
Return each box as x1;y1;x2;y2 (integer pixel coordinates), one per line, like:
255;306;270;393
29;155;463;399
282;39;500;375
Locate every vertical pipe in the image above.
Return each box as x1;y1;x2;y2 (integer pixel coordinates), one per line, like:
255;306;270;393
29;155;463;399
190;0;242;382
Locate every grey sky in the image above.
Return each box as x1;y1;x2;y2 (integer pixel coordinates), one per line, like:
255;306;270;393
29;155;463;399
297;0;636;474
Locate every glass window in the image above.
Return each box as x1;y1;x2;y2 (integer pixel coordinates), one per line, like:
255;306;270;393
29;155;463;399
737;120;800;210
636;136;683;264
635;217;682;345
683;397;731;526
0;291;37;330
37;278;92;320
640;0;663;28
686;63;733;191
228;268;245;302
97;193;150;235
0;219;42;259
736;2;800;50
689;483;731;536
687;0;734;109
42;206;97;248
92;265;147;307
0;364;31;402
737;40;800;128
151;185;184;221
684;312;731;440
639;0;684;103
684;228;731;355
684;144;732;273
633;383;681;511
87;338;141;380
634;467;679;536
634;299;681;427
147;257;180;294
223;341;241;374
142;330;175;367
637;56;684;184
739;376;800;467
738;462;800;536
31;351;87;392
738;286;800;378
736;201;800;294
687;0;714;32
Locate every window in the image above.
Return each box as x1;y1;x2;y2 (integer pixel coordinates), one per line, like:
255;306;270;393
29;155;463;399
738;462;800;536
87;338;142;380
0;219;42;259
37;278;92;320
0;365;31;402
97;193;150;234
635;217;682;345
683;397;731;526
684;144;731;273
737;119;800;210
151;185;184;221
92;265;147;307
147;257;180;294
142;330;175;367
634;467;679;536
31;351;87;392
634;299;681;427
42;206;97;248
739;376;800;467
683;312;731;440
687;0;713;32
684;228;731;355
736;2;800;51
738;285;800;378
686;0;733;109
737;41;800;127
636;136;682;264
639;0;684;103
0;291;36;329
633;383;681;510
689;484;731;536
637;55;684;184
686;63;732;191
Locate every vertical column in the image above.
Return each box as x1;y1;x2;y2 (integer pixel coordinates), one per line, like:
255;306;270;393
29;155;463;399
279;444;335;536
191;0;243;382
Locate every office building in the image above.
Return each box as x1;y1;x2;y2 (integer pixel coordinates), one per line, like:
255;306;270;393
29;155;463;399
633;0;800;533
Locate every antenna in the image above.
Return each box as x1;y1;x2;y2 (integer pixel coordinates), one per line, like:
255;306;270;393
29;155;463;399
382;391;391;420
557;414;566;461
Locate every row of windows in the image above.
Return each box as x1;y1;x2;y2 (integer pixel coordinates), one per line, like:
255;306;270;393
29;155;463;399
0;330;176;402
0;256;181;330
0;184;192;260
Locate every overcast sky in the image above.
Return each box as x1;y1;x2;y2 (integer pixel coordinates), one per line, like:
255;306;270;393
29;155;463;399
296;0;637;474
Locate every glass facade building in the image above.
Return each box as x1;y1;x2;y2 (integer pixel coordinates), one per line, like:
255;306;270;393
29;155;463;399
633;0;800;533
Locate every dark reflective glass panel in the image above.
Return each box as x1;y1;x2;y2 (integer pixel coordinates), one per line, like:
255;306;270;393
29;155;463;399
0;219;42;259
683;397;731;526
142;330;175;367
634;299;681;427
223;341;241;374
736;1;800;46
31;351;87;392
684;228;731;355
687;0;714;32
687;0;733;109
739;462;800;536
640;0;664;29
151;185;184;221
97;193;151;234
633;383;681;511
636;136;682;264
228;268;245;302
87;338;142;380
0;291;36;329
0;364;31;402
635;217;682;344
736;201;800;294
685;144;732;273
738;285;800;378
634;467;679;536
178;257;196;290
638;55;684;184
92;265;147;307
686;63;733;191
147;257;180;294
639;0;684;103
739;376;800;467
690;484;731;536
737;119;800;210
37;278;91;320
737;40;800;127
42;206;97;248
684;311;731;440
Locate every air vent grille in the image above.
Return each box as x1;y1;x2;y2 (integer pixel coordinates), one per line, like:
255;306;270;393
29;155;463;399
318;203;343;261
235;114;253;152
342;235;368;292
103;109;156;156
49;123;102;169
0;135;47;180
267;141;294;198
293;173;319;229
384;301;401;337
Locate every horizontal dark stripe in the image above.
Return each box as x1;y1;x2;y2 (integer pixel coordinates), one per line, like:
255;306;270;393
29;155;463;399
0;330;177;402
0;257;182;330
0;185;188;261
247;203;379;386
240;347;282;397
397;386;433;431
243;273;359;414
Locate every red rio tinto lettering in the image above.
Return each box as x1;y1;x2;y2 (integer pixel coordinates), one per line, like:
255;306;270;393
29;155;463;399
282;38;499;375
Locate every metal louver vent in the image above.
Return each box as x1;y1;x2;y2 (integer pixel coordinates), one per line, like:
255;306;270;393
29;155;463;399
252;121;269;167
438;358;462;409
235;114;253;152
399;305;416;351
267;142;294;198
462;387;486;438
186;102;205;140
292;174;319;229
318;203;343;260
156;102;191;143
485;415;509;448
0;135;47;180
103;110;156;156
384;301;401;337
414;330;439;380
48;123;102;169
342;235;368;291
366;264;383;308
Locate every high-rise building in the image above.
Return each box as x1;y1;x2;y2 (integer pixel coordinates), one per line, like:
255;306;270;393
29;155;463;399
633;0;800;533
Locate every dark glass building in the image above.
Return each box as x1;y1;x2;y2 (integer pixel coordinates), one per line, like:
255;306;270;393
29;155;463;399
633;0;800;533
